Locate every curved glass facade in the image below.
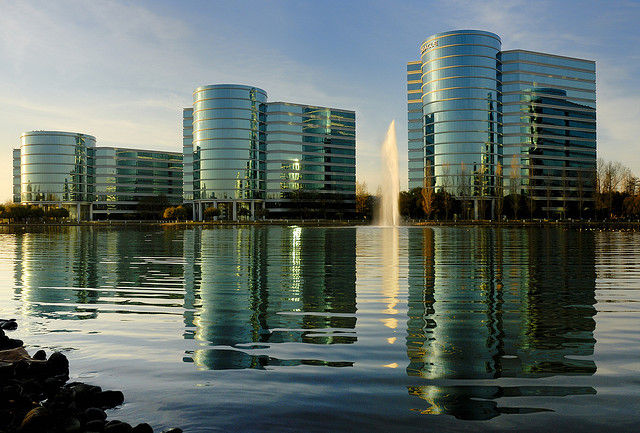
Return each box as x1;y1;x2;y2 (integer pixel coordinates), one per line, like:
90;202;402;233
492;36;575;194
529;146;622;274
193;85;267;201
416;30;502;198
20;131;95;203
408;30;596;218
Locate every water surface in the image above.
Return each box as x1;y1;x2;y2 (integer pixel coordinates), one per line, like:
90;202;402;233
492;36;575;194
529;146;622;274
0;226;638;432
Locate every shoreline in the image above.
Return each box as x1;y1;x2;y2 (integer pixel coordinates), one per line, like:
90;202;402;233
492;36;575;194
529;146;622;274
1;220;640;230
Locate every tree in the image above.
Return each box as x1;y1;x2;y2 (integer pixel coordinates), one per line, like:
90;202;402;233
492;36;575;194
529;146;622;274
163;206;188;221
509;156;521;219
203;206;221;221
440;163;453;220
163;207;175;220
495;162;504;220
237;207;251;219
421;163;435;219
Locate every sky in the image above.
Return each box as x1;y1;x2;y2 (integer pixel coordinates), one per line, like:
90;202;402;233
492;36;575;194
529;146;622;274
1;0;639;201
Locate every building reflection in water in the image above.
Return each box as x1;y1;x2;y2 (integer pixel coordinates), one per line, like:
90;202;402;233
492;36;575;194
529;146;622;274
11;226;185;320
183;226;357;370
406;227;597;419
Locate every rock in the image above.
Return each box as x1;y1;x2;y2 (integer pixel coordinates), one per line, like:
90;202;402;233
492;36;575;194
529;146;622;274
13;359;30;377
62;416;82;433
68;382;102;406
131;423;154;433
0;336;23;350
161;429;183;433
20;406;51;432
86;419;106;432
104;420;133;433
96;390;125;408
0;318;18;330
85;406;108;421
47;351;69;375
33;349;47;360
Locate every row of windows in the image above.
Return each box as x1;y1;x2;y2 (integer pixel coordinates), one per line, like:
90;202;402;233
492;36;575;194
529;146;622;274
499;52;594;71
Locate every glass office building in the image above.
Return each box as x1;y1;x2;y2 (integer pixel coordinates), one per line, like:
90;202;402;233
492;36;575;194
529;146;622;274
265;102;356;216
188;84;267;220
92;147;182;219
408;30;596;218
500;51;596;215
184;84;356;220
14;131;183;220
18;131;96;220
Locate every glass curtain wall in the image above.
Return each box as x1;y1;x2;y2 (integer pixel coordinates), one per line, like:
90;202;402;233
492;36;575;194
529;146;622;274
93;148;183;218
265;103;356;217
192;84;267;219
500;50;596;217
407;30;503;218
20;131;95;204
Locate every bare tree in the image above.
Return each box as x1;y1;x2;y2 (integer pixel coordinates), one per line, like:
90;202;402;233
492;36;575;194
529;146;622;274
458;163;471;219
421;163;435;219
441;163;452;220
577;169;586;220
509;156;520;219
562;167;569;219
495;162;504;220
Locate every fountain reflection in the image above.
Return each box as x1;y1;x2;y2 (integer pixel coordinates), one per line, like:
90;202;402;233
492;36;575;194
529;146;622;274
183;227;358;370
406;227;597;419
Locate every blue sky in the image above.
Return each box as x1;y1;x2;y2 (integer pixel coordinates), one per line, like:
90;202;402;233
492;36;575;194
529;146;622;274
1;0;639;201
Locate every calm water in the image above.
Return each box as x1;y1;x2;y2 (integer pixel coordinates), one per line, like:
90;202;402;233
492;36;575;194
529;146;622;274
0;226;639;432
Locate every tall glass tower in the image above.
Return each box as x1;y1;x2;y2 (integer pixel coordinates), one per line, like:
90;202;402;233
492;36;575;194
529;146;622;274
190;84;267;220
408;30;596;218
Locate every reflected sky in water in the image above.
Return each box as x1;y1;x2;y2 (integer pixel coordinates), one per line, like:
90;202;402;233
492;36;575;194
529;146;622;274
0;226;638;432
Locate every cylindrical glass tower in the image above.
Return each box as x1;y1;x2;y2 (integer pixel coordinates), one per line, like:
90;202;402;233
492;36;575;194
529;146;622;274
20;131;95;203
420;30;502;202
192;84;267;203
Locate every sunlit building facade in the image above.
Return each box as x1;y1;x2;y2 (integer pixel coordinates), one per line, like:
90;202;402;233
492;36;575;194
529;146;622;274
92;147;182;219
265;102;356;216
14;131;183;220
407;30;596;218
183;84;356;220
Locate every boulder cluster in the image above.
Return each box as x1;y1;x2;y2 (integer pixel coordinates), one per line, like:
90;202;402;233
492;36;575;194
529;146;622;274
0;319;182;433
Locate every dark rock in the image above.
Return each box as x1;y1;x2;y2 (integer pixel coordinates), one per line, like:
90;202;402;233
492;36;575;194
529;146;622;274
104;420;133;433
131;423;154;433
33;349;47;360
0;318;18;330
62;416;82;433
47;351;69;375
20;406;51;432
68;382;102;406
0;336;23;350
85;406;108;421
86;419;106;432
96;390;125;408
13;359;30;377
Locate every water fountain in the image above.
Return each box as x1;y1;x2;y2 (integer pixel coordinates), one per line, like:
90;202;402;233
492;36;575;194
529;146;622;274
376;120;401;226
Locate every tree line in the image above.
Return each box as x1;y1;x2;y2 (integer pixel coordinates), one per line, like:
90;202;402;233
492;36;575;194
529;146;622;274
0;204;69;222
355;158;640;221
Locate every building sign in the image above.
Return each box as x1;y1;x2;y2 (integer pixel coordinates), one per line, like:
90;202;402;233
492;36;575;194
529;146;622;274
421;39;438;54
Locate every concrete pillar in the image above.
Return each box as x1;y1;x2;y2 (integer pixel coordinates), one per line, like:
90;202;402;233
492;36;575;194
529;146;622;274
491;199;495;220
251;201;255;220
474;199;478;220
89;204;93;221
232;201;237;221
198;202;203;221
192;203;196;221
76;203;81;222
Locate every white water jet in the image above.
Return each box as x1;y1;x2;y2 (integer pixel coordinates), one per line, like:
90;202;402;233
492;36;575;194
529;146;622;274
376;120;401;226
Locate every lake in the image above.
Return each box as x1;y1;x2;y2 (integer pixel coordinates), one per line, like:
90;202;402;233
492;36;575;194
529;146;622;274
0;225;638;432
